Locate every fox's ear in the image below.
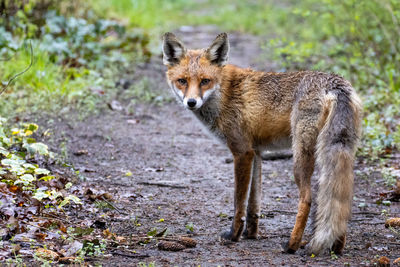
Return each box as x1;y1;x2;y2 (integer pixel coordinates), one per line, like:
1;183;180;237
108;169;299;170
206;33;229;66
162;32;186;66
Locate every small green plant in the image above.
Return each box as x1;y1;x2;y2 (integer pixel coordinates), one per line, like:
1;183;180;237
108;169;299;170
33;253;52;267
330;250;338;260
0;117;81;208
78;239;107;258
185;222;194;233
6;250;25;267
94;200;114;210
381;167;398;187
138;262;156;267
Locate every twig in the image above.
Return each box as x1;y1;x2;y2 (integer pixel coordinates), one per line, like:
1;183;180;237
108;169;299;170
169;162;190;175
37;214;70;224
261;151;293;161
0;40;33;96
362;222;385;225
353;211;381;215
138;181;189;189
25;222;49;232
265;209;297;215
99;196;128;215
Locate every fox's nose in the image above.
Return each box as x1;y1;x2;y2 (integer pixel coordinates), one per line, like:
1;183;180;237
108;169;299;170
187;98;197;108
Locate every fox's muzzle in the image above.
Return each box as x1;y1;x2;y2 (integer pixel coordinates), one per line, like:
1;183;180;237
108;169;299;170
183;97;203;110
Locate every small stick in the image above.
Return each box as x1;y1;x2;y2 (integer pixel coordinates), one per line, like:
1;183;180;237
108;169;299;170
138;181;188;189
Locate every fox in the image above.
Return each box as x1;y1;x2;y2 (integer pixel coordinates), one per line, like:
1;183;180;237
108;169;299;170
162;32;362;255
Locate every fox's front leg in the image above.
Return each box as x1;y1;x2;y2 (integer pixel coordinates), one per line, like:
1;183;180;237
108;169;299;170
221;150;255;241
245;153;262;239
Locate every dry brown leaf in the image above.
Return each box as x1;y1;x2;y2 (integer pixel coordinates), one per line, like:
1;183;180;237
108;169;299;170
9;185;19;193
35;248;59;261
103;228;118;240
64;240;83;257
58;257;76;264
59;222;67;233
99;192;113;200
103;228;113;239
34;233;47;241
385;217;400;228
115;236;127;243
377;256;390;267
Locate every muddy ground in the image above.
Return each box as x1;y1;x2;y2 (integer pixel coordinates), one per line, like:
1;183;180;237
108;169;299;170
43;27;399;266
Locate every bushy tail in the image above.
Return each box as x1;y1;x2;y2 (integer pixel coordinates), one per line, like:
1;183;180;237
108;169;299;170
309;82;362;255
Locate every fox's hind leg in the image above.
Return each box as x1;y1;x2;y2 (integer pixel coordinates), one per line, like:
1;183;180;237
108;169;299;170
283;106;321;253
284;149;315;253
331;234;346;254
244;152;262;239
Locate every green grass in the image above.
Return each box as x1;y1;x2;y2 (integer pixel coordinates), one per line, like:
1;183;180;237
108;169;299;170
0;4;148;117
88;0;289;35
0;46;101;116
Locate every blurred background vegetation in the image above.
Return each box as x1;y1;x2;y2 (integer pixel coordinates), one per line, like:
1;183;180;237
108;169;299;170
0;0;399;161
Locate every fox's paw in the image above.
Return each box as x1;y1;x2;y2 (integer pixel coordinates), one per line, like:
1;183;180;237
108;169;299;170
331;235;346;255
281;241;297;254
220;230;240;242
242;228;258;239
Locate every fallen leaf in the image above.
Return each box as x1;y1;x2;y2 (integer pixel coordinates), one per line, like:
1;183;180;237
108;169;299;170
64;240;83;257
73;150;88;156
108;100;123;111
115;236;127;243
58;257;76;264
34;232;47;241
103;229;113;239
35;248;59;261
385;218;400;228
377;256;390;267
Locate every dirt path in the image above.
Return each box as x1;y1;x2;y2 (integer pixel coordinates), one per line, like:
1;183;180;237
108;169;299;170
50;27;399;266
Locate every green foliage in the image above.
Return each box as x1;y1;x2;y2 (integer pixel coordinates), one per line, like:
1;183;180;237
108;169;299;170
0;1;150;116
79;239;107;257
262;0;400;159
0;117;80;208
89;0;288;35
89;0;191;29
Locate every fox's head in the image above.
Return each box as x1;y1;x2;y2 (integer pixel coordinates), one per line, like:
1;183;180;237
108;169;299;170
162;32;229;110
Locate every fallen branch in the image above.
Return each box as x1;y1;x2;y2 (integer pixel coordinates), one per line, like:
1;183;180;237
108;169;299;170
99;196;128;215
353;211;381;215
261;151;293;161
138;181;188;189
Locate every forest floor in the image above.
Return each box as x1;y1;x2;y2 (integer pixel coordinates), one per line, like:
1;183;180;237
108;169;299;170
37;26;400;266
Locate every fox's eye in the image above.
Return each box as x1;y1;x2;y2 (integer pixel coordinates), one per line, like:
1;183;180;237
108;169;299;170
200;79;211;86
177;78;187;85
